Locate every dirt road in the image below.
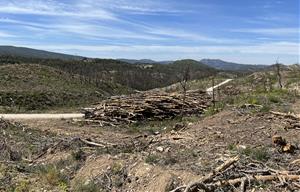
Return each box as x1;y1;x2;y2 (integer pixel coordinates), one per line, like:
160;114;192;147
206;79;233;95
0;79;233;120
0;113;84;120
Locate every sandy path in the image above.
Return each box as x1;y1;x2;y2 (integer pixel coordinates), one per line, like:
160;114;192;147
0;113;84;120
206;79;233;95
0;79;233;120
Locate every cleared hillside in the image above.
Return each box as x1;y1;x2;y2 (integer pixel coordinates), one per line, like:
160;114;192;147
0;64;130;112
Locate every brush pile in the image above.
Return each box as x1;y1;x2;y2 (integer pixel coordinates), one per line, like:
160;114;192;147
171;156;300;192
83;90;211;126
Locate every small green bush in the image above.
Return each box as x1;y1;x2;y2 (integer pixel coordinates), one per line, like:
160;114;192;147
37;165;68;186
145;154;160;164
239;147;269;161
73;180;100;192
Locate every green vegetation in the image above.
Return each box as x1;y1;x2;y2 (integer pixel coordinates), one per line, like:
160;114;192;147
204;101;226;116
34;153;86;190
0;56;217;92
37;164;69;186
230;89;297;113
0;56;221;112
127;116;199;134
228;144;269;162
239;147;269;162
73;180;101;192
145;154;160;164
0;64;129;112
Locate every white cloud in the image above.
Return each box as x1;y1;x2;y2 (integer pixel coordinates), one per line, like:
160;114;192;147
51;23;166;40
0;18;165;41
0;0;117;20
0;17;242;43
231;28;300;36
0;31;15;37
98;0;189;15
147;28;241;43
15;41;299;56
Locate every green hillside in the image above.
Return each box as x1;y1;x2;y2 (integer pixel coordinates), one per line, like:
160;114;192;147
0;64;130;112
0;46;82;60
0;55;218;91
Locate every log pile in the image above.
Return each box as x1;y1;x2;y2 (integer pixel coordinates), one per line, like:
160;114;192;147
270;111;300;129
83;90;211;126
171;156;300;192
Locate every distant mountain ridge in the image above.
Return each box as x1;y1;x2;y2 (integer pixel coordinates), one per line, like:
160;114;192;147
0;45;273;73
118;58;173;64
0;46;83;60
120;58;268;72
200;59;266;72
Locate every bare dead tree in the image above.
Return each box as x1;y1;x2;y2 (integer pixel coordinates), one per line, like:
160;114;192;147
178;64;191;116
212;76;216;109
262;73;267;92
275;59;283;89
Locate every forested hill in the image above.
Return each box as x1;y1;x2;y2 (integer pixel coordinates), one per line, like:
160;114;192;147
0;46;82;60
200;59;266;72
0;55;218;91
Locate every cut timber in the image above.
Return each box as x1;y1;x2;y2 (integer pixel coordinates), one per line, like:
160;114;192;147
84;90;211;126
270;111;299;120
178;156;239;192
171;156;300;192
214;175;300;187
78;138;116;148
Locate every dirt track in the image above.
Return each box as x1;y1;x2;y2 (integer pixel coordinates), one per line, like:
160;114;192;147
0;113;84;120
206;79;233;94
0;79;232;121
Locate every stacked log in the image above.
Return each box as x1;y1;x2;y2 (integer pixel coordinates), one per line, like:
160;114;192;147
83;90;211;126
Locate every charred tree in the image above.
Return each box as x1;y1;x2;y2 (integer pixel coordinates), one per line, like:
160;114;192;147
275;60;283;89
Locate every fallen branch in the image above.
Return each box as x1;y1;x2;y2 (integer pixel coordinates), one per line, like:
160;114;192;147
171;156;300;192
176;156;240;192
270;111;299;120
79;138;108;148
202;156;240;183
214;174;300;187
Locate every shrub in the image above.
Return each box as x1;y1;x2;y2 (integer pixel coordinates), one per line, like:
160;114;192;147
73;180;100;192
239;147;269;161
145;154;160;164
71;149;86;161
37;165;68;186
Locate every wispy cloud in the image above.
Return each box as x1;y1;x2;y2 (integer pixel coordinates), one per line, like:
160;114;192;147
0;18;165;41
231;28;300;36
0;17;242;43
147;28;243;43
0;0;117;20
0;31;15;37
14;41;298;56
100;0;191;15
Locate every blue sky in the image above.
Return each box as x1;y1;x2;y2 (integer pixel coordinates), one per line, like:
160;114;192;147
0;0;299;64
